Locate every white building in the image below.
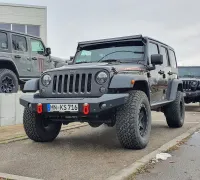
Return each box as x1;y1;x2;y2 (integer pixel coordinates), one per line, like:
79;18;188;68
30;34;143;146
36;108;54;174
0;3;47;44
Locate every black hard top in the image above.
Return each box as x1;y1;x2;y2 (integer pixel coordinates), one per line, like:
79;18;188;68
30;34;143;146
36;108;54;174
78;35;174;50
0;28;41;39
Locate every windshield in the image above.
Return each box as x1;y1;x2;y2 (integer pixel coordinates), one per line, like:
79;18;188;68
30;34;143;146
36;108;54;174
178;67;200;77
74;41;144;64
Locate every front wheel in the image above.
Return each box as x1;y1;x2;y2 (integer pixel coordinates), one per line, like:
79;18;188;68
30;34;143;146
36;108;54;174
116;90;151;149
164;91;185;128
23;108;62;142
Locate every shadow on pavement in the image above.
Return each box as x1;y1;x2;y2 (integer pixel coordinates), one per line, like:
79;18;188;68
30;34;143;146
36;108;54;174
185;104;200;112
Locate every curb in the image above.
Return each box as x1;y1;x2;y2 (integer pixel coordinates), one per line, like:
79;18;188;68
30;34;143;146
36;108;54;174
0;123;88;144
0;172;43;180
106;123;200;180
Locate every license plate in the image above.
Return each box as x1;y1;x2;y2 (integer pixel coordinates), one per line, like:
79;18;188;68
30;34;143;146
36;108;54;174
47;104;78;112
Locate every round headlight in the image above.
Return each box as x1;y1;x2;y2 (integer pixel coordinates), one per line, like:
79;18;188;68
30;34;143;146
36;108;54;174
42;74;51;86
96;72;108;84
192;81;197;86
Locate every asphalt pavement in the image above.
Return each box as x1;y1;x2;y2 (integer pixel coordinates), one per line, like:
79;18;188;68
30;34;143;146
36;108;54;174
0;105;200;180
135;131;200;180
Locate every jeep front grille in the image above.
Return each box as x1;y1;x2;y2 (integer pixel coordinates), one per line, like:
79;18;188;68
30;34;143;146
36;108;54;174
52;73;93;94
183;80;191;91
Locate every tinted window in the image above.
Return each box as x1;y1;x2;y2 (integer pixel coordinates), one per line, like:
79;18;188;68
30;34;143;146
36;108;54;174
27;25;40;37
31;39;44;55
178;67;200;77
169;50;177;68
160;46;170;66
0;32;8;50
149;42;159;55
0;23;11;30
12;24;26;33
12;35;27;52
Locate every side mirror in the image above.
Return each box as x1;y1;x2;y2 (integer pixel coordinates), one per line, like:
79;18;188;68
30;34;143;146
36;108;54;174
45;47;51;56
151;54;163;65
70;56;74;61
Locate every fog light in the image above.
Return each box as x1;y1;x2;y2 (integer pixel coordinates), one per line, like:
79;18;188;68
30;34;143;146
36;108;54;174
83;103;90;115
100;103;107;109
37;103;43;114
99;87;106;93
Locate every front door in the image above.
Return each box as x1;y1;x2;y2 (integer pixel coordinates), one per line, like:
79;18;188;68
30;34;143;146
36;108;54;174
29;38;51;77
148;42;163;104
11;34;32;78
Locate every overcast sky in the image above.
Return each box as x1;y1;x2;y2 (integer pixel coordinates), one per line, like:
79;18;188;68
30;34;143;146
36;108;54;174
0;0;199;65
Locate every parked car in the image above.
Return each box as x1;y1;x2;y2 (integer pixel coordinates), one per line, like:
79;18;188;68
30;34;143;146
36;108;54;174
0;28;54;93
178;66;200;104
20;35;185;149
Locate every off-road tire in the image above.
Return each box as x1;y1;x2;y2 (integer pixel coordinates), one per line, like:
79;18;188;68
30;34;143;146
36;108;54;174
164;91;185;128
23;108;62;142
0;69;18;93
116;90;151;149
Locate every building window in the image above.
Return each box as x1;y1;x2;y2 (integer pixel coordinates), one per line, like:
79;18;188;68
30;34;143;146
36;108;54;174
27;25;40;37
0;32;8;50
0;23;40;37
12;34;27;52
0;23;11;30
12;24;26;33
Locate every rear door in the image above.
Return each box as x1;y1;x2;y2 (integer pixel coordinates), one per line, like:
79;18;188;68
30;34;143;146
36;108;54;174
11;34;32;78
29;38;51;77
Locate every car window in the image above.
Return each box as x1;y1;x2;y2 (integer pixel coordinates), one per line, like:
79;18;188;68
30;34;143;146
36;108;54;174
149;42;159;55
160;46;170;67
0;32;8;50
12;34;27;52
169;50;177;68
31;39;45;55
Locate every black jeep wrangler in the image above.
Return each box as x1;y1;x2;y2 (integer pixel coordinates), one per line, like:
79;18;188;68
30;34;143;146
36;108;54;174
0;28;55;93
20;35;185;149
178;66;200;104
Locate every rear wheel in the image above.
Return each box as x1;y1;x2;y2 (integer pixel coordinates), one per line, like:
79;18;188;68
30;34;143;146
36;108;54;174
23;108;62;142
164;91;185;128
0;69;18;93
116;90;151;149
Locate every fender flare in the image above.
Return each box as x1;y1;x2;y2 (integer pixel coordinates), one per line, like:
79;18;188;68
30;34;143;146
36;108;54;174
23;78;39;93
167;79;183;101
109;74;149;88
0;58;19;77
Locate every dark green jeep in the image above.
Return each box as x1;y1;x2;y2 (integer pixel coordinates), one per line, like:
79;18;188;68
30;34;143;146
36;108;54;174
20;35;185;149
0;28;54;93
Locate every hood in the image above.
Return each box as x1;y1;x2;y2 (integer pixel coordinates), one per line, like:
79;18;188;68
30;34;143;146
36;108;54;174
179;77;200;81
45;62;146;73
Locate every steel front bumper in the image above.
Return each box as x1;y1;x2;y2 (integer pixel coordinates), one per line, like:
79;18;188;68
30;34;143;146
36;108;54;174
19;94;129;114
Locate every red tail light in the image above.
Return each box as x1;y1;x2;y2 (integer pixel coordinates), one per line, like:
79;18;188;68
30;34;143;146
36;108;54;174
37;103;43;114
83;103;90;115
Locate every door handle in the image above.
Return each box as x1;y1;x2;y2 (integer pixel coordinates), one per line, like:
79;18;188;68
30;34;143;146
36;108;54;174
158;70;165;75
14;55;21;58
27;68;31;71
168;71;173;75
32;57;37;60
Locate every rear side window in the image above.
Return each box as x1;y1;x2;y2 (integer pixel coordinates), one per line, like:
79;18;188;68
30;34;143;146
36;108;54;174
169;50;177;68
12;34;27;52
0;32;8;50
160;46;170;66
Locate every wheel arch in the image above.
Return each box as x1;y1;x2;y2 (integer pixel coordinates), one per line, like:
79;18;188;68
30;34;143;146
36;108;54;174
0;59;19;79
167;79;183;101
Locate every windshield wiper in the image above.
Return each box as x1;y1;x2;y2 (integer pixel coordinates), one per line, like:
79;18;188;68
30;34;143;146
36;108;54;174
75;61;90;64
